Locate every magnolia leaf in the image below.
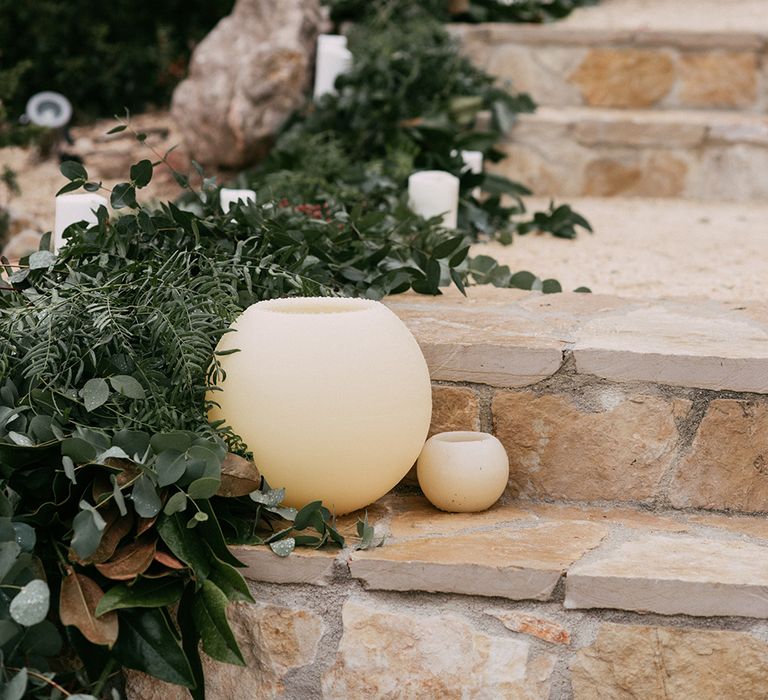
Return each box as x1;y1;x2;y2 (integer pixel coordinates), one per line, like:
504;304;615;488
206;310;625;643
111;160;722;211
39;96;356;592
154;550;186;570
132;475;161;518
59;571;118;647
96;578;185;616
191;580;244;665
217;453;261;497
157;513;210;581
113;608;196;687
208;556;254;604
95;536;156;581
9;579;50;626
85;511;133;565
80;378;110;412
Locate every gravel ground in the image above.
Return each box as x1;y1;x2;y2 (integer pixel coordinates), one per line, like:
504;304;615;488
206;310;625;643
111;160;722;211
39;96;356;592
475;197;768;302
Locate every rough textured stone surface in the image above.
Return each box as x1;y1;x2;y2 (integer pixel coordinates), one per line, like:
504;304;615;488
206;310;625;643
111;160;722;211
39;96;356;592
350;520;607;600
486;609;571;645
322;600;555;699
573;303;768;392
499;107;768;201
570;49;675;107
493;391;686;502
125;601;323;699
386;294;565;387
566;534;768;617
572;623;768;699
429;386;481;436
679;51;758;108
171;0;322;167
384;493;529;538
232;545;337;585
670;399;768;512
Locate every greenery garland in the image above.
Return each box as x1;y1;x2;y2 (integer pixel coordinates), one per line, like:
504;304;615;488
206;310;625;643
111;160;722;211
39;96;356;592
0;3;591;698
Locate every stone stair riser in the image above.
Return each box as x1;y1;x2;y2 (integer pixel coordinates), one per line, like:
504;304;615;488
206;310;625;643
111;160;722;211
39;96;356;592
455;26;768;113
494;110;768;200
454;25;767;112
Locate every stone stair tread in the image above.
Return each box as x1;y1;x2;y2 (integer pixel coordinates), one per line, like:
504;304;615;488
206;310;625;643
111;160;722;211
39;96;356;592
384;289;768;393
233;494;768;617
515;106;768;145
474;197;768;302
565;533;768;617
454;0;768;48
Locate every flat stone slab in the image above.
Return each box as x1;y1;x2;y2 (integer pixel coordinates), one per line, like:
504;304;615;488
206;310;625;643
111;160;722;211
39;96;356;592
566;534;768;617
389;289;768;393
350;521;608;600
231;546;338;585
451;0;768;49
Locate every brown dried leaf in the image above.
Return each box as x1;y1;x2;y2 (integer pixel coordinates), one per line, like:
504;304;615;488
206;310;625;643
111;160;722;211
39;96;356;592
136;515;157;536
153;550;185;570
59;570;118;647
95;535;156;581
90;511;134;564
109;458;140;486
217;452;261;498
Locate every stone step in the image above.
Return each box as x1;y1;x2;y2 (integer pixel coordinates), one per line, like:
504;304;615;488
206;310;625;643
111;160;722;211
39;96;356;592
494;106;768;199
454;0;768;112
385;288;768;514
128;495;768;699
474;196;768;302
234;494;768;618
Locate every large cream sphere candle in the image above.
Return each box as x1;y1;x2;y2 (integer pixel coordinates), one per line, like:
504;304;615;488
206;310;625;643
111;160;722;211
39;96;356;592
407;170;459;229
209;297;432;514
53;193;108;251
417;432;509;513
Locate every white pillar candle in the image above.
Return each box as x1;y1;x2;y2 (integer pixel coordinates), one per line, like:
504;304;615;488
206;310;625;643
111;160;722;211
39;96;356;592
313;35;353;99
461;150;484;198
220;188;256;212
461;150;483;175
53;193;108;251
407;170;460;229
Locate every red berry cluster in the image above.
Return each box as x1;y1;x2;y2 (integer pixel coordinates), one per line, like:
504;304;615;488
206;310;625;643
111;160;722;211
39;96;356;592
278;198;332;222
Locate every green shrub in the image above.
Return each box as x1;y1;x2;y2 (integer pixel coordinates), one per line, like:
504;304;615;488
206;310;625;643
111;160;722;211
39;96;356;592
0;0;233;120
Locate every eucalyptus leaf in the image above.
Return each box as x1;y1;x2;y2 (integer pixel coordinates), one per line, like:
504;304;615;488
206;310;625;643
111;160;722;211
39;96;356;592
9;579;49;626
132;475;161;518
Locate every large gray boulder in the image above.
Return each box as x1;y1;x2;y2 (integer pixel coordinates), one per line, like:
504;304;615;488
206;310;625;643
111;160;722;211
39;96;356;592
171;0;323;168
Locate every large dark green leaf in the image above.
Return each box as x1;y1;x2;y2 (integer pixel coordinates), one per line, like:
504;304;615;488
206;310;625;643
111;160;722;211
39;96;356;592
113;608;196;687
191;580;244;665
157;513;210;582
96;578;186;616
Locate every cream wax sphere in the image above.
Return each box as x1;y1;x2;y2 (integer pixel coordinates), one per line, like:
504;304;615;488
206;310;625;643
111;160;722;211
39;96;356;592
208;297;432;514
417;432;509;512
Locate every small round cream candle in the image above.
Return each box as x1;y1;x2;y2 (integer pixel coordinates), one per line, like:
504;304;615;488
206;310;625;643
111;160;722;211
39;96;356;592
407;170;460;229
313;36;353;99
220;188;256;212
53;193;108;251
417;431;509;512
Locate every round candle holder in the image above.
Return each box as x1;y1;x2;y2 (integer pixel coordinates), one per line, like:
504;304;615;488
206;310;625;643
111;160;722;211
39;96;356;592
417;431;509;513
208;297;432;514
